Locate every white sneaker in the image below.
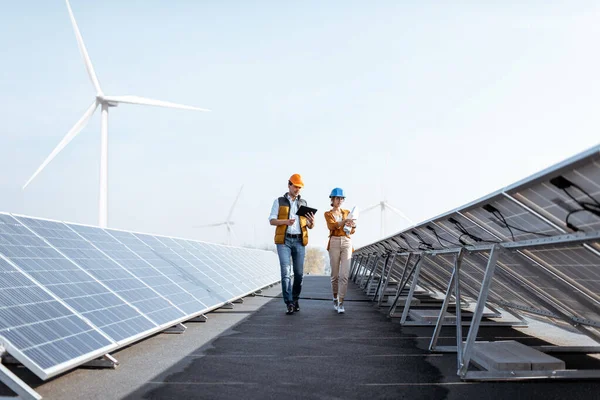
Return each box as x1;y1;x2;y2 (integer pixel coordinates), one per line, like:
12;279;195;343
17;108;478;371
333;298;338;311
337;302;345;314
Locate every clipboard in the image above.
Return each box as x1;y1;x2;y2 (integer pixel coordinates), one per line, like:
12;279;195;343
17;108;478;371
296;205;317;217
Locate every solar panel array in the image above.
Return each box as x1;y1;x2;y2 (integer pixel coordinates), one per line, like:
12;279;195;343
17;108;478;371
0;213;279;381
352;144;600;380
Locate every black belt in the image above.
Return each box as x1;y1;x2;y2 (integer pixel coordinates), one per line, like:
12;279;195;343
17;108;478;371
286;233;302;239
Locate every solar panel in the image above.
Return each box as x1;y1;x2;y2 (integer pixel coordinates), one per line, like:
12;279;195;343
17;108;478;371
14;216;184;329
62;223;189;326
157;238;244;295
227;246;270;287
187;241;263;292
132;233;231;306
464;197;561;242
353;145;600;380
0;211;280;399
0;255;115;379
509;153;600;233
103;229;210;315
7;215;157;343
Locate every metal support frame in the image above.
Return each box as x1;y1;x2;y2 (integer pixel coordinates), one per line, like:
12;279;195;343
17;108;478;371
458;245;501;377
377;251;398;306
387;254;415;317
364;254;383;295
454;214;600;343
0;363;41;400
233;298;244;304
221;302;234;309
163;323;187;334
353;254;366;283
371;253;390;301
400;257;425;324
429;249;463;353
531;346;600;353
353;254;368;283
463;369;600;381
187;314;208;322
82;354;119;369
360;255;379;290
349;255;360;281
358;255;371;288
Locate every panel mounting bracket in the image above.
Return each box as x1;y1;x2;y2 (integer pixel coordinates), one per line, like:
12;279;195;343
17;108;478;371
82;354;119;369
163;323;187;334
187;314;208;323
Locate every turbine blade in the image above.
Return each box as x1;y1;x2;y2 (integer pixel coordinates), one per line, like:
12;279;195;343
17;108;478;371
195;222;226;228
65;0;102;94
226;185;244;222
23;101;98;189
103;95;210;112
361;203;380;213
385;203;414;224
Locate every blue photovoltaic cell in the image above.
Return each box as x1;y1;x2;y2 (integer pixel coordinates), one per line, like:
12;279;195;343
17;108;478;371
2;215;154;343
254;246;284;283
205;242;262;289
103;229;208;315
162;238;247;294
64;223;187;325
223;245;273;288
0;212;280;381
133;233;229;307
0;256;113;372
15;217;173;328
190;241;260;291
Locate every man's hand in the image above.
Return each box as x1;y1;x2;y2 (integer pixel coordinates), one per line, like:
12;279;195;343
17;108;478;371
284;218;296;226
306;212;315;227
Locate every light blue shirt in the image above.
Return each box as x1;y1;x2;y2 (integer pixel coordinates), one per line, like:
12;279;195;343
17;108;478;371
269;194;301;234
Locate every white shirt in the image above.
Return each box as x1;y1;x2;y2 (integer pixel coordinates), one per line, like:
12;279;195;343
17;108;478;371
269;194;301;234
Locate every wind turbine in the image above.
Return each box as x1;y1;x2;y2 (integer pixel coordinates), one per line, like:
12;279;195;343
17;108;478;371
362;200;414;238
22;0;210;228
362;152;413;238
195;185;244;246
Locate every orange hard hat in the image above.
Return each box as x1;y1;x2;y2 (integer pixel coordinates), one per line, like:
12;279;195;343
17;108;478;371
289;173;304;188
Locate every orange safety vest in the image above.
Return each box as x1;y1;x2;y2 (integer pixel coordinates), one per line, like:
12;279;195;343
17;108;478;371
273;194;309;246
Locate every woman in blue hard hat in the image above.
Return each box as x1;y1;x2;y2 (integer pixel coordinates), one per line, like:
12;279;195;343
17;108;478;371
324;188;356;314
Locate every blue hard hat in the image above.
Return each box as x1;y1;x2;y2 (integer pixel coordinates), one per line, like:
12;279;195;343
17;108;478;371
329;187;345;198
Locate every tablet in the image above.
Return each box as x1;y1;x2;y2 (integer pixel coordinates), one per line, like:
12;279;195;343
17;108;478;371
296;205;318;217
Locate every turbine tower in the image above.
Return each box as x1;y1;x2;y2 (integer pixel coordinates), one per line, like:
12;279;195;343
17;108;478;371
22;0;210;228
195;185;244;246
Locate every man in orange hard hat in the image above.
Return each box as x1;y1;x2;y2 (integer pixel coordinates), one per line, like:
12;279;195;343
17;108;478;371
269;173;315;315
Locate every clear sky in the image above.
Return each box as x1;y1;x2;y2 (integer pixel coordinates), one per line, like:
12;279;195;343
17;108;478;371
1;1;599;250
